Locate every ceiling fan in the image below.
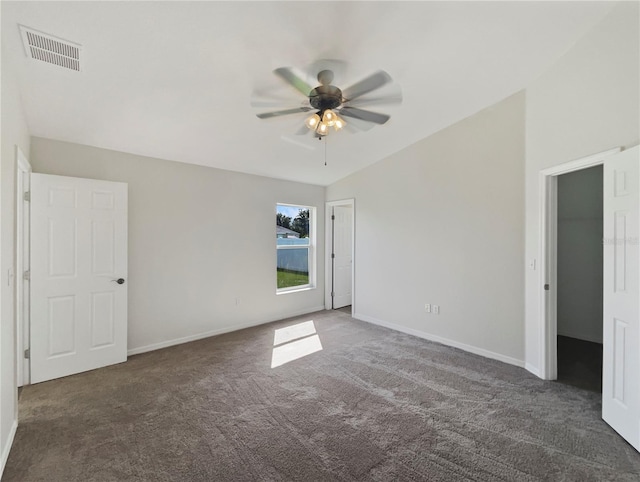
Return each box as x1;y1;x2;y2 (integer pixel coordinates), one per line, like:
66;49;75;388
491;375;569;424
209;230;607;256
252;62;401;137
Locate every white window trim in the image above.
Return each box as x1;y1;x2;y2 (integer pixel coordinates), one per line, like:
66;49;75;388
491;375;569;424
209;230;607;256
276;204;316;294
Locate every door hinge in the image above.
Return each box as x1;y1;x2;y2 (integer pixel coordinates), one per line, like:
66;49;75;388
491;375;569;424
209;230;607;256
23;270;30;281
331;215;335;220
24;348;30;359
23;191;30;202
544;284;550;291
331;253;335;259
331;292;335;297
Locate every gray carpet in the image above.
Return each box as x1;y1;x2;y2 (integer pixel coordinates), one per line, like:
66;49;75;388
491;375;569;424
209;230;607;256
4;310;639;481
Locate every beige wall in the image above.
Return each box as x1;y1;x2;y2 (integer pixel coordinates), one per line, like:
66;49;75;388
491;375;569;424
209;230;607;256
1;40;31;475
327;92;526;365
30;137;326;353
524;2;639;374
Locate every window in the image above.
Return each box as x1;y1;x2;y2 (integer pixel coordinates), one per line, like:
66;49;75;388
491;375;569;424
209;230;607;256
276;204;315;292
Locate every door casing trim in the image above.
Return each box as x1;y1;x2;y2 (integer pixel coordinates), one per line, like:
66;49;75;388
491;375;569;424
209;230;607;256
16;147;31;386
537;147;620;380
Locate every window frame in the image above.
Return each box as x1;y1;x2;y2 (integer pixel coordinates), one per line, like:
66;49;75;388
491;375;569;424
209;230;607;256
276;203;316;294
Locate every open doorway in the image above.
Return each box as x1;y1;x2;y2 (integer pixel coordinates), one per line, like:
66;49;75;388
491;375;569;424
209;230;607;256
537;146;639;451
538;147;620;382
325;199;354;314
556;166;603;392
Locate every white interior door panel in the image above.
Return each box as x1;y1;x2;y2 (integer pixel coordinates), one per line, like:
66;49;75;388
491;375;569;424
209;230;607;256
602;146;639;451
30;174;128;383
332;205;353;309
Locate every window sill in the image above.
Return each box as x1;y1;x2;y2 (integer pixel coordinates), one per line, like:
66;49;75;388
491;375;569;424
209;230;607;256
276;285;315;295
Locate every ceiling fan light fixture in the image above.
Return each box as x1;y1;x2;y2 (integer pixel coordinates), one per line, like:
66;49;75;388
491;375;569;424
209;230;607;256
305;113;321;129
322;109;337;126
316;121;329;136
254;65;400;141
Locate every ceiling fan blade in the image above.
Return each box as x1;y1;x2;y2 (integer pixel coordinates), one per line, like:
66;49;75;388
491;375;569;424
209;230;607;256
342;70;392;102
341;115;375;132
250;95;307;109
250;87;296;106
274;67;314;97
343;91;403;108
343;122;361;134
295;124;311;136
280;135;316;151
339;107;390;125
256;107;313;119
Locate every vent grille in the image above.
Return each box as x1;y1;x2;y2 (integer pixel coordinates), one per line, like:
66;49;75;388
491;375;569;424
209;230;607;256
20;25;81;71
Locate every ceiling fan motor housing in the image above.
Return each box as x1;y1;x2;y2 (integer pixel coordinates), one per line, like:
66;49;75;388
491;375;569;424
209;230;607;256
309;85;342;113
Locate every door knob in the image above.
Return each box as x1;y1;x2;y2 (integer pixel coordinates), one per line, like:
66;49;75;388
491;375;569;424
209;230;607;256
111;278;125;285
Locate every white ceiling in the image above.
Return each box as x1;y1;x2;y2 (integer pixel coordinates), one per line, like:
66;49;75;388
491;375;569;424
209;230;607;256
2;1;614;186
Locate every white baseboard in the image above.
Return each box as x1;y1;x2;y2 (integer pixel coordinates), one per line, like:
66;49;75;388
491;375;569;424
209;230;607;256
525;362;542;378
354;312;525;368
127;305;325;356
1;419;18;479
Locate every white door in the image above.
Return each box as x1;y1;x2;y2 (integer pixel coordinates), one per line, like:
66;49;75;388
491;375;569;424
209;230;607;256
602;146;639;451
332;205;353;309
30;174;128;383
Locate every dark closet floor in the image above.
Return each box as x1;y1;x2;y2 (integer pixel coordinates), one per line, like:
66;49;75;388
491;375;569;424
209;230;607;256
557;335;603;393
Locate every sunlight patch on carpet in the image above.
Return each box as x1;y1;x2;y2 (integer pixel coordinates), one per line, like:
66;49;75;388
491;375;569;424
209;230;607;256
273;320;316;346
272;320;323;368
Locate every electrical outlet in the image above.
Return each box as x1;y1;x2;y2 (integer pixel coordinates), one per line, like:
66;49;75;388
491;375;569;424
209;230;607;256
433;305;440;315
425;303;431;313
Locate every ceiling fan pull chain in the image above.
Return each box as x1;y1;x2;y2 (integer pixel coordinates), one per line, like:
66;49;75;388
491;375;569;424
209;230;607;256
324;135;327;166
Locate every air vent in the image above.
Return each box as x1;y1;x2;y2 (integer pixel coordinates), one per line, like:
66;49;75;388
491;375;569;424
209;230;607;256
19;25;81;72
